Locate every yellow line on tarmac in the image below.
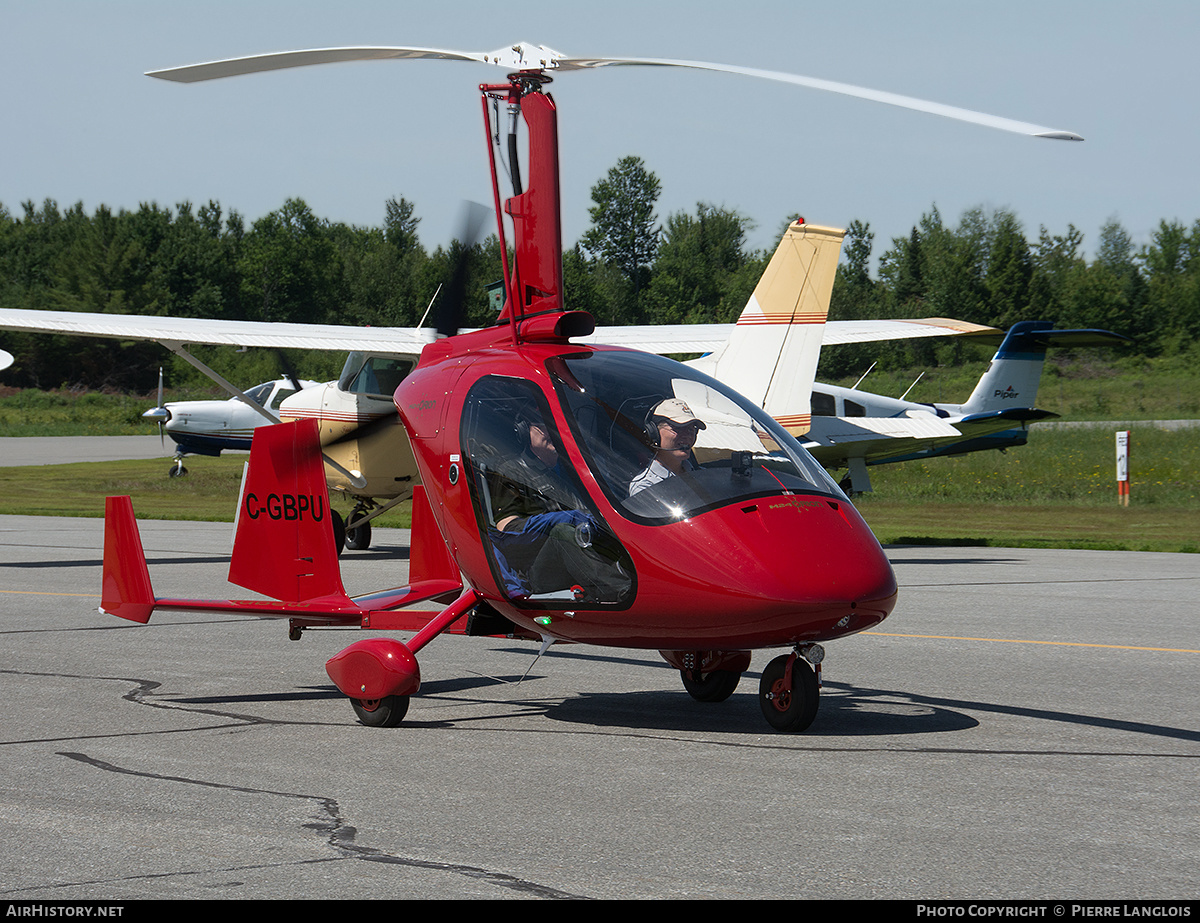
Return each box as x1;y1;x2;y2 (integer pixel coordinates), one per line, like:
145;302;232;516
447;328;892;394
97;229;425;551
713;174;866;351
864;631;1200;655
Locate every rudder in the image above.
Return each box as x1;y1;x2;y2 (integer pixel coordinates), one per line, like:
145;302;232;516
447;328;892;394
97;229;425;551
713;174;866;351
228;418;350;605
687;221;844;437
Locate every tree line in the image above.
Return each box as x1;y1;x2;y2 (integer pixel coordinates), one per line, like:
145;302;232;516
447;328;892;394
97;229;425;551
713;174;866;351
2;154;1197;392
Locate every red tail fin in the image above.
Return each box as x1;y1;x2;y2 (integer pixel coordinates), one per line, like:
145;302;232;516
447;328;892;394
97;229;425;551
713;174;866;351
227;418;350;605
408;485;459;585
101;495;155;623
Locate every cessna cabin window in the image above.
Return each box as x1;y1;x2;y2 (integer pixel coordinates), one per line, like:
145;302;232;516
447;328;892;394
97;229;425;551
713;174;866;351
337;352;415;398
844;399;867;417
548;350;847;525
269;387;296;410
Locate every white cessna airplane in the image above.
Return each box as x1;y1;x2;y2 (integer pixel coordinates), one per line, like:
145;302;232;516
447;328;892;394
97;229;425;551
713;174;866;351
142;372;322;477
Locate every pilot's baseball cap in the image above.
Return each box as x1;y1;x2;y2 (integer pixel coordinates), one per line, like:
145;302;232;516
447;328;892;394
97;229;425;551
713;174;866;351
651;398;706;429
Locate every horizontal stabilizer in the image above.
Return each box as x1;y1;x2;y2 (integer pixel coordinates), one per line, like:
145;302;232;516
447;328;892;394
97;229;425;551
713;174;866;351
1000;328;1130;353
957;408;1060;425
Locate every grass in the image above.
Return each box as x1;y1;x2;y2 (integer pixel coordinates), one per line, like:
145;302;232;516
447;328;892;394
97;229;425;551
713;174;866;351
0;424;1194;552
0;455;414;527
846;424;1199;553
2;363;1197;552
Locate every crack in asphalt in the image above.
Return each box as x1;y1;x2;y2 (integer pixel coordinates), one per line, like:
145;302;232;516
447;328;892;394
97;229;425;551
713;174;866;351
1;669;585;898
48;750;588;900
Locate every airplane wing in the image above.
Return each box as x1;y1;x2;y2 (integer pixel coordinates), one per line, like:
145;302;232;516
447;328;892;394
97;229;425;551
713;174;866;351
803;411;965;467
585;317;1001;353
0;308;998;357
806;407;1063;470
0;307;432;354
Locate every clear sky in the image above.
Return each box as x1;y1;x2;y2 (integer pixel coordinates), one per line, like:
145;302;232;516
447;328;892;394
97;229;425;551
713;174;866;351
4;0;1198;270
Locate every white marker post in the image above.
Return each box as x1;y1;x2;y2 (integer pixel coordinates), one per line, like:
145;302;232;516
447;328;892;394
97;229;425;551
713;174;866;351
1116;430;1131;507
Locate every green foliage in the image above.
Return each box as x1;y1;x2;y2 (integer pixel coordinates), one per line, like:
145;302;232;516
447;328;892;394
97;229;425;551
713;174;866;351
579;156;662;319
646;203;762;324
5;182;1200;391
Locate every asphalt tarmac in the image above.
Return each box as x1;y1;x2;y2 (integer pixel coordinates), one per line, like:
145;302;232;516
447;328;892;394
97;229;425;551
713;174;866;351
0;438;1197;900
1;515;1197;901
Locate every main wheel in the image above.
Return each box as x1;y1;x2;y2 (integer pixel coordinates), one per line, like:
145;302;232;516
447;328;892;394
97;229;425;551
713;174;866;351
759;654;819;732
345;520;372;551
330;509;346;554
350;695;409;728
681;669;741;703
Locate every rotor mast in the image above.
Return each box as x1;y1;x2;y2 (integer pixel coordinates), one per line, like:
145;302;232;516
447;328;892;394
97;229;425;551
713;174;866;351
480;72;566;341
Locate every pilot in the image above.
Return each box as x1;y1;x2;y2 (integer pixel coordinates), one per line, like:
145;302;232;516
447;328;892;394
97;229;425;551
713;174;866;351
629;398;707;496
487;406;629;602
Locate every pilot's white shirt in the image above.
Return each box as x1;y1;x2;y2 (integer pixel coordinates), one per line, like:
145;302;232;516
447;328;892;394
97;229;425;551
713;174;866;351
628;459;670;496
628;457;697;496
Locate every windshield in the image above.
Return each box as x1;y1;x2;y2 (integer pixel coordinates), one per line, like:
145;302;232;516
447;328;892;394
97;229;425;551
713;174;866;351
242;382;273;407
549;350;846;524
338;352;414;397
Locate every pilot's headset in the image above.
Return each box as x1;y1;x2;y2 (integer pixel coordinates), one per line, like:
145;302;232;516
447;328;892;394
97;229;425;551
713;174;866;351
514;404;545;448
642;401;667;449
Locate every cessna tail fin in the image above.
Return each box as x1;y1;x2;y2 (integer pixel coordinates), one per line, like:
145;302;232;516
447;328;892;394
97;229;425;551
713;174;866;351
228;418;349;605
687;221;845;437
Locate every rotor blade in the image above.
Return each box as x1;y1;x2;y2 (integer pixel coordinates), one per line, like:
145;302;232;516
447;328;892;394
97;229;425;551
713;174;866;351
552;55;1083;141
147;42;1081;141
145;46;492;82
273;350;304;392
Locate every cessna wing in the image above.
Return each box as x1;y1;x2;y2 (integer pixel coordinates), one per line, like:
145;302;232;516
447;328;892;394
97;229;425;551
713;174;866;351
0;307;996;358
585;317;999;353
0;308;432;354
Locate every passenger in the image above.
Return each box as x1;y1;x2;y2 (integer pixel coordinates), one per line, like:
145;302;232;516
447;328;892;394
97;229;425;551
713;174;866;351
629;398;707;496
487;407;629;602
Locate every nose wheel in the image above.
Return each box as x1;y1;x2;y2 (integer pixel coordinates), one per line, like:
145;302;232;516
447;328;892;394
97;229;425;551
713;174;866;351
759;648;820;732
350;695;409;728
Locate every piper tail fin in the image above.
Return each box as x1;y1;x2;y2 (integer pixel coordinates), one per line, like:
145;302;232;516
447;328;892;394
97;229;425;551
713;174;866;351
228;417;350;605
101;495;156;624
956;320;1055;414
954;321;1130;415
687;221;844;437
